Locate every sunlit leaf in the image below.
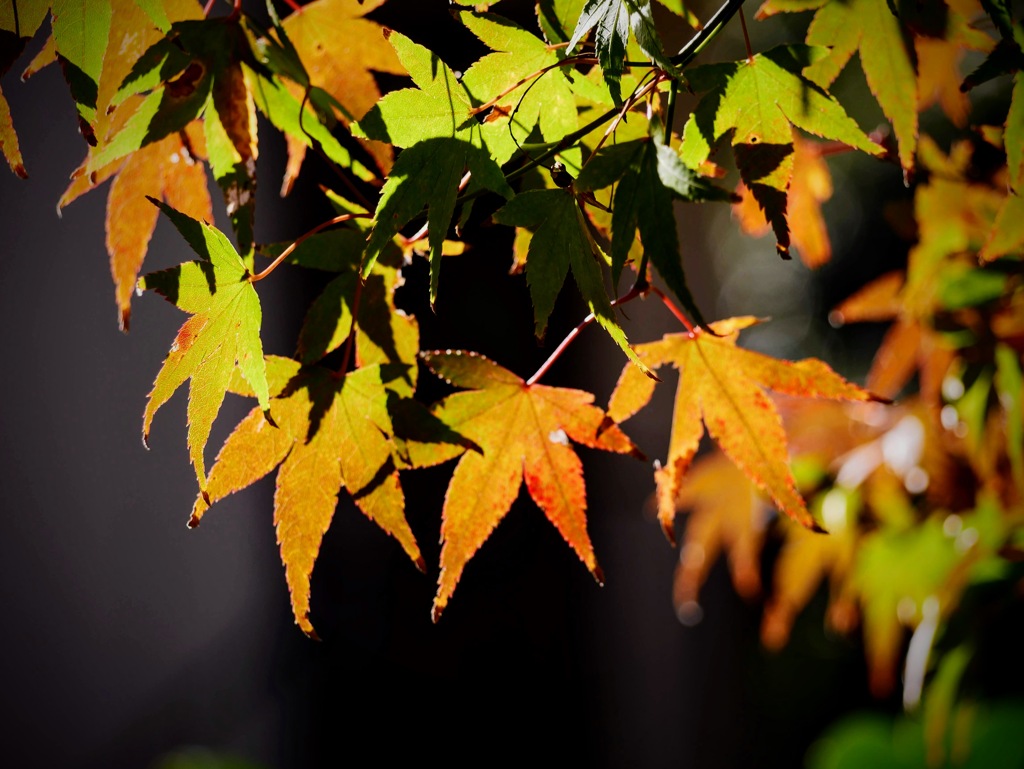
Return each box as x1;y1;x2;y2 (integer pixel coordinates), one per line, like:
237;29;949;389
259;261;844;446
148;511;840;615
190;360;423;637
417;350;642;620
609;317;879;532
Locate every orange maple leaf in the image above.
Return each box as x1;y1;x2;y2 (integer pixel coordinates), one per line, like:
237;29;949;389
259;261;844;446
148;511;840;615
609;317;880;540
414;351;643;621
671;452;768;619
733;134;834;268
190;358;423;637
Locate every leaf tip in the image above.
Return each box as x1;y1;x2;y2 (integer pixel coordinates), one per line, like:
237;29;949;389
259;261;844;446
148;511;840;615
381;26;392;40
592;563;605;587
263;408;278;428
810;520;828;534
430;602;444;624
119;306;131;333
661;519;677;546
414;554;427;574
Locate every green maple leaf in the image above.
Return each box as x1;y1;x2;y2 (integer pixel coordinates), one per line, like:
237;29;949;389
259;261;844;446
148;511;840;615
353;32;512;303
576;122;732;324
566;0;681;102
459;10;577;157
492;187;651;374
190;359;423;637
681;45;882;255
138;200;270;492
263;229;420;394
802;0;917;173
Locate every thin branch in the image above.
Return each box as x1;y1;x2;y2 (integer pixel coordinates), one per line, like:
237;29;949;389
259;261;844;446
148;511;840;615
670;0;747;66
650;285;696;334
249;213;371;283
526;284;648;386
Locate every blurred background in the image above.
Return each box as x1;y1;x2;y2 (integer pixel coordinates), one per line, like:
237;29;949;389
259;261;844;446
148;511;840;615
0;1;945;767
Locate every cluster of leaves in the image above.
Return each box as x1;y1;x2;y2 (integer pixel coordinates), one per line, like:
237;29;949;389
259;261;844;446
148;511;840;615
3;0;1023;757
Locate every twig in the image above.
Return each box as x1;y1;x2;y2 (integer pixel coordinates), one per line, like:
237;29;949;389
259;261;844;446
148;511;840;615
670;0;747;67
249;212;371;283
526;283;648;386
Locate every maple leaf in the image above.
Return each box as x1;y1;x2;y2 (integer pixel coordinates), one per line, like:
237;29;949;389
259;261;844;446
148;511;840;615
190;358;423;637
574;122;733;321
58;122;212;331
609;317;879;536
670;452;768;616
353;32;513;301
263;228;420;393
732;133;834;268
415;351;643;621
280;0;404;174
138;201;270;491
459;10;578;153
803;0;918;173
566;0;682;102
680;45;882;256
492;186;652;374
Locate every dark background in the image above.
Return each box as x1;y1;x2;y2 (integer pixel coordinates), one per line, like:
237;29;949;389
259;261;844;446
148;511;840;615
0;2;900;766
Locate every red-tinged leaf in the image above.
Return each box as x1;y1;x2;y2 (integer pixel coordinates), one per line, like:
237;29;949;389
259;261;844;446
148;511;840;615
733;134;834;268
671;453;767;617
419;350;642;621
804;0;918;172
138;203;270;491
191;364;422;636
609;317;879;533
107;123;212;330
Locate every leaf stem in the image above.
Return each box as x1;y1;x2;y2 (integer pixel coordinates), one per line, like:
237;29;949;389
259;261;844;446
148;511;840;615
650;285;696;334
526;284;648;386
249;212;371;282
738;7;754;63
281;0;302;12
664;80;678;142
